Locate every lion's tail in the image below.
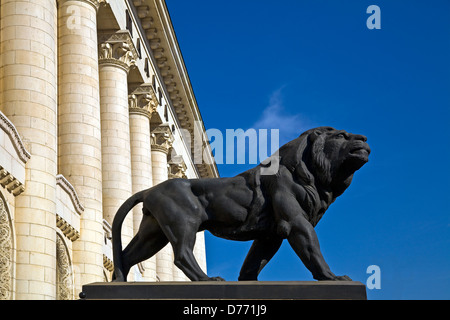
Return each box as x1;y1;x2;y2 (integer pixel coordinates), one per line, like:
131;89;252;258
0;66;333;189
111;189;147;282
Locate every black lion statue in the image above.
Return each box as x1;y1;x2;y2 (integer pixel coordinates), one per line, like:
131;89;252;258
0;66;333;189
111;126;370;282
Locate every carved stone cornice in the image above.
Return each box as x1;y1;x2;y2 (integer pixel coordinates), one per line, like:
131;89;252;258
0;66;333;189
103;219;112;241
102;219;114;272
168;155;187;179
98;30;137;72
0;111;31;164
103;255;114;272
150;124;173;154
0;166;25;196
128;83;158;118
56;214;80;241
56;174;84;216
129;1;219;178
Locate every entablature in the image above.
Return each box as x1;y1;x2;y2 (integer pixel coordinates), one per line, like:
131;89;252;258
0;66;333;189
99;0;219;179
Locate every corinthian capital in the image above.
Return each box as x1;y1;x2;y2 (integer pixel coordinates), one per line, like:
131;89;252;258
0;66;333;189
98;30;137;72
168;155;187;179
57;0;106;11
151;123;174;154
128;83;159;118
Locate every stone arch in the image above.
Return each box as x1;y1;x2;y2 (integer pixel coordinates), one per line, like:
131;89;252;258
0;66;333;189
56;233;74;300
0;192;13;300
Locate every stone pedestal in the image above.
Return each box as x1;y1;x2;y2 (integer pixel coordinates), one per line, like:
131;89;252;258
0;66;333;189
80;281;367;300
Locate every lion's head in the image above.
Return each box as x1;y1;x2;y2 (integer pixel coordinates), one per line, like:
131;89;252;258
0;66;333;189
308;127;370;186
279;126;370;191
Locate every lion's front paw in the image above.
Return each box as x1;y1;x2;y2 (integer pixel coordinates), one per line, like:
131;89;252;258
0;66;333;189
316;273;352;281
334;275;352;281
208;276;225;281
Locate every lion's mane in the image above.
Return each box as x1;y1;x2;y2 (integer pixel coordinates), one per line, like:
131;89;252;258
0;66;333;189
239;126;361;226
276;127;337;225
278;126;335;186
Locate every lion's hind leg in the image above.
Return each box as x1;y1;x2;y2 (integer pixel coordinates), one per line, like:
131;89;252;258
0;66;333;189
147;186;224;281
159;219;215;281
120;214;169;280
170;228;224;282
153;207;224;281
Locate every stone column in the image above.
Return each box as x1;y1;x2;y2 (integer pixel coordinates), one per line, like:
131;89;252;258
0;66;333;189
98;32;136;256
128;83;157;281
57;0;104;293
151;124;174;281
168;156;190;281
0;0;58;299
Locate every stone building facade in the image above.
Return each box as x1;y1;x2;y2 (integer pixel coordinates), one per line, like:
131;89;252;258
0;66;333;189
0;0;218;299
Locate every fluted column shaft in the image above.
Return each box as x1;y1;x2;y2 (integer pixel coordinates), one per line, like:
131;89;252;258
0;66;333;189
168;157;189;281
98;34;136;263
128;84;157;280
0;0;58;299
57;0;104;293
151;124;174;281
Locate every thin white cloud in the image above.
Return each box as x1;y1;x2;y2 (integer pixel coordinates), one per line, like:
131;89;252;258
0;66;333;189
251;88;311;144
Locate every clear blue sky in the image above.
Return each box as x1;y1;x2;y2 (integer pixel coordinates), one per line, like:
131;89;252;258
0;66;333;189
165;0;450;299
